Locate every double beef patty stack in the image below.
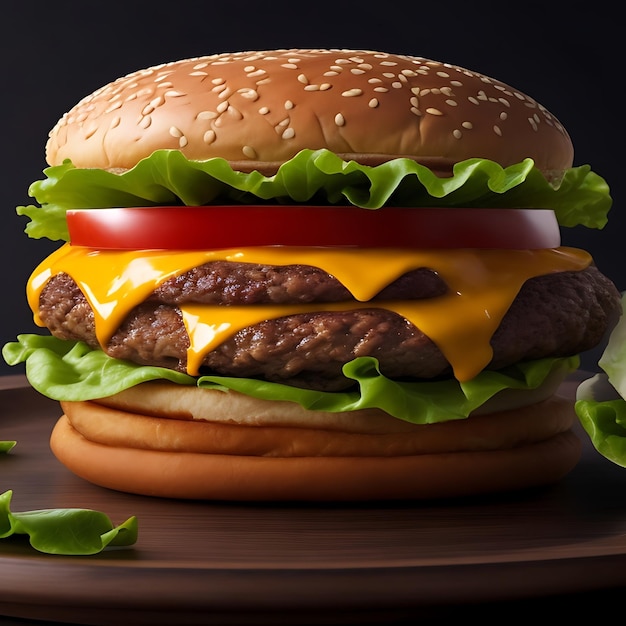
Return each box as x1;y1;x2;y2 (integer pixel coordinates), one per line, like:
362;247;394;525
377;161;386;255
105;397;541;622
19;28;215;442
3;49;620;500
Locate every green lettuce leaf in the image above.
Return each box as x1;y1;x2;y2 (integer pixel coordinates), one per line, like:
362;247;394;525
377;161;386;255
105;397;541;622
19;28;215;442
576;398;626;468
0;441;16;453
17;149;611;241
575;293;626;466
0;490;138;555
3;334;578;424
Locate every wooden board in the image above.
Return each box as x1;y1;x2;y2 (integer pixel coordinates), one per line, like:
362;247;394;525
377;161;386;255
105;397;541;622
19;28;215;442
2;375;626;624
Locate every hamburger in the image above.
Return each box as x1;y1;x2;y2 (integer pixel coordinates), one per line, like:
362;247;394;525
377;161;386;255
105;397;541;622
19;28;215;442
2;48;620;501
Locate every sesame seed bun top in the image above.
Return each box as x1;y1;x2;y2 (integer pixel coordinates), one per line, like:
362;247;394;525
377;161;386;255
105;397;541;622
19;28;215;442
46;49;574;178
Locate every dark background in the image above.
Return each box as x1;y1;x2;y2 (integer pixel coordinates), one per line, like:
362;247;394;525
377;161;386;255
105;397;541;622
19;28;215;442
1;1;622;375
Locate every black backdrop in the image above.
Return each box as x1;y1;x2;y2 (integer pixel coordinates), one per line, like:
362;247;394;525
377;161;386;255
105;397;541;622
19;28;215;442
1;0;622;375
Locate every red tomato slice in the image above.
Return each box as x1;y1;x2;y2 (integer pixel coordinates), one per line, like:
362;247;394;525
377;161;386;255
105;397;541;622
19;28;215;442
66;205;560;250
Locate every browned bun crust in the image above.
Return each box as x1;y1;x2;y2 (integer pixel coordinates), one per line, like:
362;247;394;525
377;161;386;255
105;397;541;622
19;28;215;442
46;49;573;178
49;388;581;501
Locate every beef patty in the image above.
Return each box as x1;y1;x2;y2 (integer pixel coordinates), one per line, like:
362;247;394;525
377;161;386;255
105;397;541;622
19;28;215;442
38;261;621;391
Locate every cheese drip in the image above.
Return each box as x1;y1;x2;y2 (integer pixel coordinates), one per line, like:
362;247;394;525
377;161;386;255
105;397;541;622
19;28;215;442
28;245;591;382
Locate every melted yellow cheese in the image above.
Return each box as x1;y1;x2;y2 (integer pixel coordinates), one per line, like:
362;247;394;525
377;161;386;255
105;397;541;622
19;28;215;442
28;244;591;382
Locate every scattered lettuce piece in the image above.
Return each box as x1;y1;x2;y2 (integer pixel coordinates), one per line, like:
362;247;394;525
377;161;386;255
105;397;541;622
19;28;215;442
0;490;137;555
576;398;626;468
0;441;16;453
17;149;611;242
3;334;577;424
575;293;626;466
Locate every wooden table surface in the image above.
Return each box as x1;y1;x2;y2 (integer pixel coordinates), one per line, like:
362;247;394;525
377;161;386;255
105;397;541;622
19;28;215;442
2;374;626;625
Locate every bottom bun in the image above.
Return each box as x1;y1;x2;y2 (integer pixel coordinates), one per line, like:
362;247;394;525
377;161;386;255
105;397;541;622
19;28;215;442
49;386;582;501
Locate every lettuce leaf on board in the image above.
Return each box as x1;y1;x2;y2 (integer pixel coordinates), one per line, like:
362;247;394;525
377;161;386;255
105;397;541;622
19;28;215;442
17;149;612;242
3;334;578;424
0;490;138;555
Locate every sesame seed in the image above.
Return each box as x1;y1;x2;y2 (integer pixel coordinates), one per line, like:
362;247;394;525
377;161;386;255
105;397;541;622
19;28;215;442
109;116;121;129
445;99;458;106
216;101;229;113
164;90;185;98
392;82;402;89
368;98;379;108
281;63;299;69
304;84;320;91
500;112;508;120
373;87;389;93
425;107;443;116
493;125;502;136
139;116;151;129
104;101;123;114
335;113;345;126
179;136;188;148
242;145;257;159
462;121;473;129
529;118;538;131
203;130;216;144
342;88;363;97
197;110;217;120
410;107;421;116
259;106;270;115
453;129;462;139
297;74;309;84
238;88;259;100
284;100;294;109
169;126;183;138
282;128;295;139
